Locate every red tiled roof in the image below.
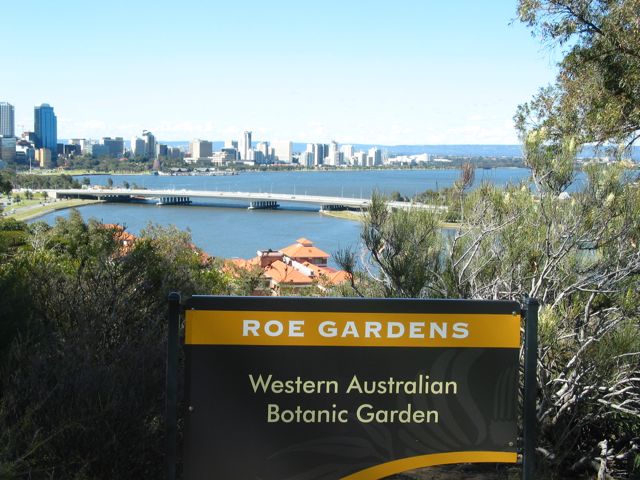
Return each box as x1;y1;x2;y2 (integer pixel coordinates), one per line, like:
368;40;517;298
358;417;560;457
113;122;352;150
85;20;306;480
303;262;351;285
263;260;315;285
102;224;136;252
280;238;329;260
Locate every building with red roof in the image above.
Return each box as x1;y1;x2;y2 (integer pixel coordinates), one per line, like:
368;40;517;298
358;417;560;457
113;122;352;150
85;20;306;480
225;238;350;295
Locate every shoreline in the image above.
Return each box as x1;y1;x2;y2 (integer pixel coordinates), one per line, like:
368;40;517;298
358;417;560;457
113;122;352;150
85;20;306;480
7;199;103;222
320;210;463;229
21;165;532;177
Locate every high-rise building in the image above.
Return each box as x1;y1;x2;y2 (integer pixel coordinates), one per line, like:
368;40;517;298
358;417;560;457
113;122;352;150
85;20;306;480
272;140;292;163
0;136;16;162
101;137;124;157
368;147;382;166
256;142;271;163
142;130;156;159
353;151;367;166
300;150;314;168
0;102;15;137
239;131;252;161
156;144;168;158
131;136;146;157
34;104;57;154
312;143;326;167
326;140;343;166
340;144;354;164
191;139;213;159
168;147;183;160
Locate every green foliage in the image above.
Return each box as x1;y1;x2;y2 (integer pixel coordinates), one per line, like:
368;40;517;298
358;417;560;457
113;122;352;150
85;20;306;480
516;0;640;149
63;154;153;173
11;173;80;190
414;186;460;222
350;192;444;298
0;218;29;255
0;211;233;478
0;172;12;196
511;7;640;472
340;163;640;477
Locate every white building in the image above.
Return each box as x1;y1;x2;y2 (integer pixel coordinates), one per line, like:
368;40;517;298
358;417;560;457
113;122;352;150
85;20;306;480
191;139;213;160
340;144;354;164
299;150;314;168
352;151;367;166
239;131;252;161
312;144;324;167
368;147;382;166
272;140;292;163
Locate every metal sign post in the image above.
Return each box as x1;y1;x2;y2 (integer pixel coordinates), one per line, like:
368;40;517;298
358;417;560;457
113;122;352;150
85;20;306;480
522;297;539;480
166;292;180;480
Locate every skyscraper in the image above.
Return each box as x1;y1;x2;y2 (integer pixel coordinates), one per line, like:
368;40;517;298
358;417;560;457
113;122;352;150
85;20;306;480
101;137;124;157
272;140;292;163
239;131;252;161
34;104;57;152
340;144;354;164
326;140;342;166
142;130;156;159
0;137;16;162
0;102;15;137
131;137;146;157
191;139;213;159
367;147;382;166
312;144;326;167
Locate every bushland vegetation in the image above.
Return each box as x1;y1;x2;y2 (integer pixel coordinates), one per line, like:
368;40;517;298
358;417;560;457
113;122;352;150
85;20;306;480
0;212;239;478
336;162;639;479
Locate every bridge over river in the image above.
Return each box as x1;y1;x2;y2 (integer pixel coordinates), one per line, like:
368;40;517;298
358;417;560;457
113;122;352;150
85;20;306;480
46;188;445;212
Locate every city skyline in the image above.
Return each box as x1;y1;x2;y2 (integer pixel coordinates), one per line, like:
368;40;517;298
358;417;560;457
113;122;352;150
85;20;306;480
4;1;560;145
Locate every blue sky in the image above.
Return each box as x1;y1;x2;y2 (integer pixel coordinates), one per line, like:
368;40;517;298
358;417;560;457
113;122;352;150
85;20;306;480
4;0;560;144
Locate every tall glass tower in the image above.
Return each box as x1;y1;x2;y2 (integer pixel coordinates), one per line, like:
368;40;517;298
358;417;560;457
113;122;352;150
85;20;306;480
34;103;57;151
0;102;15;137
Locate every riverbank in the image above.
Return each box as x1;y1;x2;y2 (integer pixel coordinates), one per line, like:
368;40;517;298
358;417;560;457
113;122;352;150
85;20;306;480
5;198;102;222
320;209;462;229
18;169;154;176
319;210;364;221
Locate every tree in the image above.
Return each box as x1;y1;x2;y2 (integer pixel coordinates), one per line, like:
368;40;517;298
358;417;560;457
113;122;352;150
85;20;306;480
515;0;640;152
338;161;640;477
0;172;12;196
106;177;114;188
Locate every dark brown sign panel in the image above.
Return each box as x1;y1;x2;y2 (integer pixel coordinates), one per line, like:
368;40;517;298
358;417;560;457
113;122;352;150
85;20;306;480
183;296;521;480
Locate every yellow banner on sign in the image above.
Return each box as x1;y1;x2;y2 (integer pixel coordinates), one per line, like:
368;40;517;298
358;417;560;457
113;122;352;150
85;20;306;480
185;310;520;348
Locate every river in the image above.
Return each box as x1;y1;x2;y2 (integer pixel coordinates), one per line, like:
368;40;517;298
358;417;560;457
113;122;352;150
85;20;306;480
35;168;533;263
